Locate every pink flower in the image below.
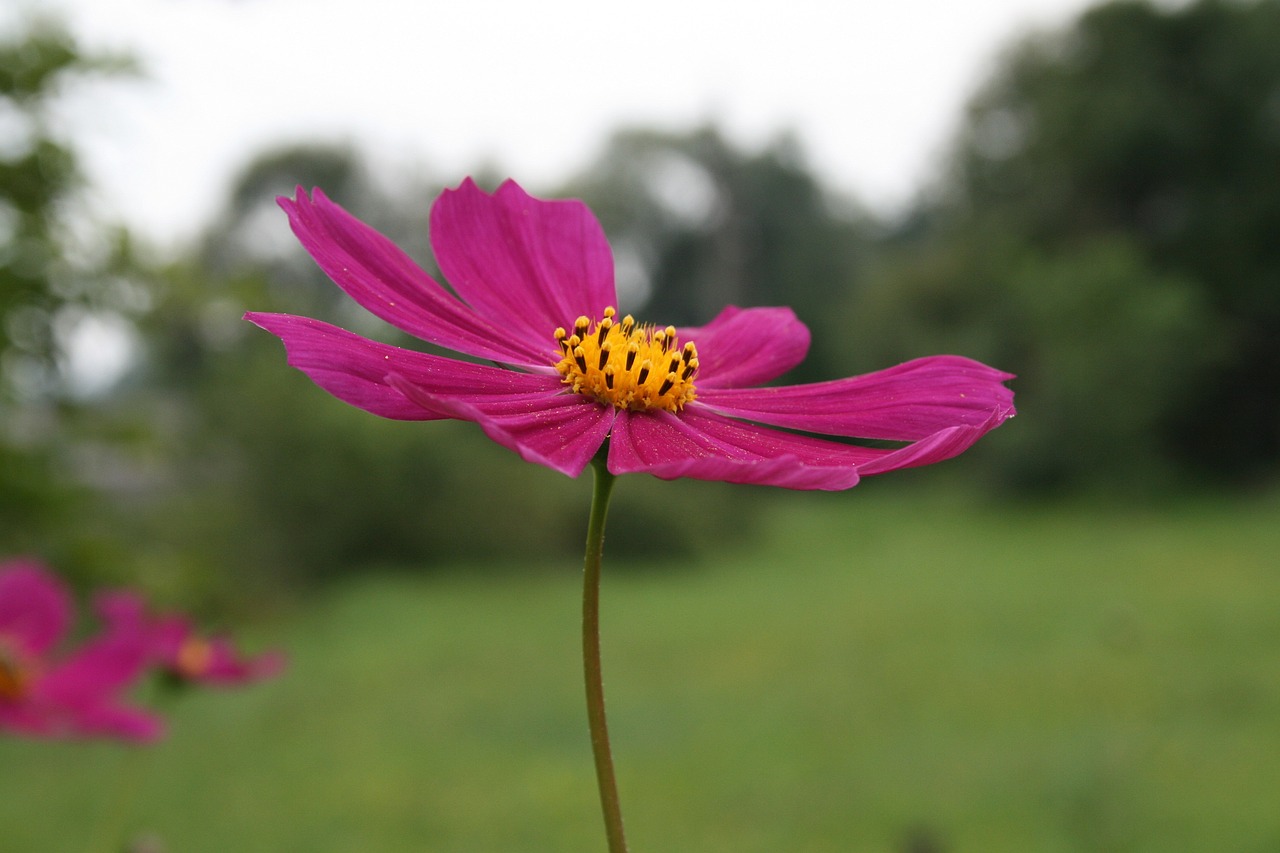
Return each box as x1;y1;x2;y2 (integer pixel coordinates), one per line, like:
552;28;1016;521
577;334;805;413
246;179;1014;490
96;591;285;688
0;559;162;742
152;614;285;687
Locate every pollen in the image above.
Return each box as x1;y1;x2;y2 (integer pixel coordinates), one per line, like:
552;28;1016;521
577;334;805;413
554;306;699;412
175;636;214;679
0;647;30;700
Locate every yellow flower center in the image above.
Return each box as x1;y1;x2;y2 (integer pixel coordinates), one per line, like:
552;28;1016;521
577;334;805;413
0;642;31;701
554;307;699;412
175;636;214;678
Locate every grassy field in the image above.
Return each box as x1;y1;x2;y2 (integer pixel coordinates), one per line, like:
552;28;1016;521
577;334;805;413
3;487;1279;852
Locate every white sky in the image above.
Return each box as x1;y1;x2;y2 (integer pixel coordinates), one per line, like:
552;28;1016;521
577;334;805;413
20;0;1093;248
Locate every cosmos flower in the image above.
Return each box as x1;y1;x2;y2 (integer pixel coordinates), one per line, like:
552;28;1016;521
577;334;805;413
0;559;161;742
94;592;285;688
246;179;1014;490
151;613;286;687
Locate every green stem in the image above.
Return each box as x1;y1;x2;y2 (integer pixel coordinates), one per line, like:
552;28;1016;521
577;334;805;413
582;459;629;853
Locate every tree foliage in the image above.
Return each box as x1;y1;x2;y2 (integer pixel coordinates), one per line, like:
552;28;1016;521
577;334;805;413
0;15;135;394
0;16;139;560
934;0;1280;483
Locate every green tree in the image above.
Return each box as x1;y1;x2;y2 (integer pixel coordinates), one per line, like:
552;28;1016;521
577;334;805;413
844;232;1212;492
0;15;139;559
941;0;1280;483
0;15;135;393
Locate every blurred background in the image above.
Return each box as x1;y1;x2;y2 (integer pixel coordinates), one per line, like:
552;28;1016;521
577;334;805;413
2;0;1278;850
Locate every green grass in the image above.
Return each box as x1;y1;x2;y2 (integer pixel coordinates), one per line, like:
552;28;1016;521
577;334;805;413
3;488;1279;852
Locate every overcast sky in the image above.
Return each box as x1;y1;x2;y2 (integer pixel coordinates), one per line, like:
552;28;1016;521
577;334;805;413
20;0;1095;247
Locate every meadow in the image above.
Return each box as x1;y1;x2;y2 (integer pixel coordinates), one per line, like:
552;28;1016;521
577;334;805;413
3;486;1278;852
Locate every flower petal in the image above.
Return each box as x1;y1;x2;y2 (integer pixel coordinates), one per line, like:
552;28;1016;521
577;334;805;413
255;310;611;477
0;560;71;656
385;373;613;478
851;408;1013;476
203;639;286;684
58;703;164;742
246;313;562;420
698;356;1016;440
44;604;150;699
430;178;618;345
677;305;811;388
280;188;549;367
30;609;163;741
0;702;52;736
607;407;865;490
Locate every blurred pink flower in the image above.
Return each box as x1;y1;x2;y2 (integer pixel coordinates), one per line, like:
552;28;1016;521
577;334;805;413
0;559;161;742
247;179;1015;490
96;591;285;688
152;614;285;687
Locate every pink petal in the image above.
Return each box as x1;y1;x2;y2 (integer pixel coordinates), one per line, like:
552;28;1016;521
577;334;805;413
698;355;1016;439
246;313;563;420
386;374;613;478
607;407;865;490
677;306;811;388
430;178;618;348
19;616;164;742
94;590;148;631
280;188;550;367
63;703;164;742
0;559;71;656
203;639;286;685
0;702;52;736
852;408;1013;476
151;615;192;662
41;622;150;700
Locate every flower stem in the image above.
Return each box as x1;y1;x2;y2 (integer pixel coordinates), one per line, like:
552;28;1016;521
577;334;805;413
583;459;629;853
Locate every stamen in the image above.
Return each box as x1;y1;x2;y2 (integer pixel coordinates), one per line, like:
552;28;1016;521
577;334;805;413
0;651;29;700
176;637;214;678
552;306;699;412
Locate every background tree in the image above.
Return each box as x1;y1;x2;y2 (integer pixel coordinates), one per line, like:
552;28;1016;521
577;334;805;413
942;0;1280;484
851;0;1280;491
0;15;139;559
